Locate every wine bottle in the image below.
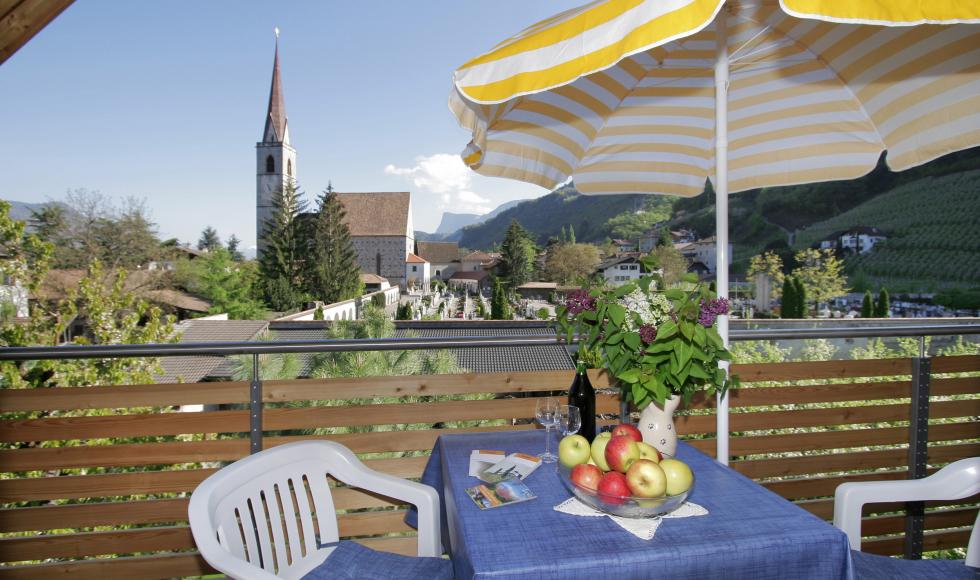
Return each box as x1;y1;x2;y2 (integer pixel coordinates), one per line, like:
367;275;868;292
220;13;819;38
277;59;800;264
568;361;596;442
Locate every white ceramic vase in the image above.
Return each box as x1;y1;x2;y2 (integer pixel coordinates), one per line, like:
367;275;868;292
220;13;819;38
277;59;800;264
639;394;680;457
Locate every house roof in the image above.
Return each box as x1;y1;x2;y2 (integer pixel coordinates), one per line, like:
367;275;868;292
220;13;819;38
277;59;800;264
406;253;427;263
461;251;493;262
449;270;490;281
844;226;886;236
156;320;269;383
416;241;461;264
35;269;211;312
336;192;411;237
143;289;211;313
360;273;389;285
597;255;641;271
269;323;574;376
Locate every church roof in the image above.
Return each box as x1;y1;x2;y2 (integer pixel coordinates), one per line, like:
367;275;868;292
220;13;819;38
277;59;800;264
336;192;411;237
417;241;461;264
263;37;288;143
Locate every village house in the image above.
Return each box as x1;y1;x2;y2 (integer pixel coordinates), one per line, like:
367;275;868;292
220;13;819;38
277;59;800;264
416;241;461;280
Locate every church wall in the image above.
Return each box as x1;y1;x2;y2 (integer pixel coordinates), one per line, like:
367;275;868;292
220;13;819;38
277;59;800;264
352;236;410;288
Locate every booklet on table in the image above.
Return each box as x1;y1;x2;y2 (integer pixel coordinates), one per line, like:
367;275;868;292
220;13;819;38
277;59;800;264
465;479;537;510
477;452;542;483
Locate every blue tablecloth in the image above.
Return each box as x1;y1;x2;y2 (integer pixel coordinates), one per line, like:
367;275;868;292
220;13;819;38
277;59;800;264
409;430;855;580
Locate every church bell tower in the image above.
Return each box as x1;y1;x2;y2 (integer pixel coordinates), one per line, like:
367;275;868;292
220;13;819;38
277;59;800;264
256;28;297;259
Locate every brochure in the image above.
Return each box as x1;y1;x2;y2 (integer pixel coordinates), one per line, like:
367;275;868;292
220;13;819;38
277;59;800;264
478;452;542;483
469;449;506;477
466;479;537;510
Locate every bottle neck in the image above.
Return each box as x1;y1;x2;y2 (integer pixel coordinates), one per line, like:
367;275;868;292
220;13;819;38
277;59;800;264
576;361;587;375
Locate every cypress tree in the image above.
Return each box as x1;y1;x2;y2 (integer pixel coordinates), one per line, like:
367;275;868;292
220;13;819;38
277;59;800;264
861;290;874;318
794;276;807;318
491;278;510;320
500;219;536;290
781;277;796;318
568;224;576;245
875;288;890;318
302;188;361;304
259;181;308;311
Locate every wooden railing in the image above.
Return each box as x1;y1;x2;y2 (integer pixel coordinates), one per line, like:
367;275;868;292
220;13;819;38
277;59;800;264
0;356;977;578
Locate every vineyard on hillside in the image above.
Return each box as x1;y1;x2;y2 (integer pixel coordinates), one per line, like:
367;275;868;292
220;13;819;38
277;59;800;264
795;170;980;291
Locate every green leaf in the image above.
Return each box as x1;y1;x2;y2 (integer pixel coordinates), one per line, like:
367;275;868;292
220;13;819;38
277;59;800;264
688;363;711;379
679;321;694;341
618;367;641;383
623;333;642;350
694;324;706;345
613;284;634;298
676;340;691;368
664;289;685;301
682;272;698;284
706;327;724;349
607;303;626;326
657;320;678;340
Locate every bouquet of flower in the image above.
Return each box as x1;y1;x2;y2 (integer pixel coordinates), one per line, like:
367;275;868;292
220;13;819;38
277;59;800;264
556;263;737;410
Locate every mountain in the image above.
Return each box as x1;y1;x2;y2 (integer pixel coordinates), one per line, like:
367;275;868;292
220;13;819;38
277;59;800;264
419;199;530;241
2;200;54;224
435;212;480;234
459;184;647;249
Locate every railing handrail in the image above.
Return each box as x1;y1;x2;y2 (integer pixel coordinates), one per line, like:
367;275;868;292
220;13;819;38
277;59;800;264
0;323;977;361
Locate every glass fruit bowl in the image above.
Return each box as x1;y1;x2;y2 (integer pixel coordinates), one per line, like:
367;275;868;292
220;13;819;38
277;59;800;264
556;458;694;518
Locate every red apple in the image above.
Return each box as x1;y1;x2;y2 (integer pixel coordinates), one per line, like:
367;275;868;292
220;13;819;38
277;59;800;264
625;459;667;498
597;471;630;504
604;435;640;473
610;423;642;442
570;463;603;491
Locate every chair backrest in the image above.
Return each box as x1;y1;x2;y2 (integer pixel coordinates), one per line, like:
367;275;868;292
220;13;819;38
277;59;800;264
834;457;980;568
189;441;363;579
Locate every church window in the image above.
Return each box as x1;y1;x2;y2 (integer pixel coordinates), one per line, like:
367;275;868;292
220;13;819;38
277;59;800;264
266;155;275;173
287;159;293;176
376;252;382;275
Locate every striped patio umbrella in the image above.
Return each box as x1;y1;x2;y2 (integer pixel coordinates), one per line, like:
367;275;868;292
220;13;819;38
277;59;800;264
449;0;980;462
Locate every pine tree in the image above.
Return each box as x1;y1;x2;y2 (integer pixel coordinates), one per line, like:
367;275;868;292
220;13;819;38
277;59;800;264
226;235;244;262
568;224;576;244
198;226;221;252
861;290;874;318
656;225;672;248
875;288;890;318
794;276;807;318
781;277;796;318
499;219;536;290
302;188;361;304
259;181;308;311
490;278;511;320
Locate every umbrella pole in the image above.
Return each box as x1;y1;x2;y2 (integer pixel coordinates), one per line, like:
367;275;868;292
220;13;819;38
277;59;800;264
714;8;731;465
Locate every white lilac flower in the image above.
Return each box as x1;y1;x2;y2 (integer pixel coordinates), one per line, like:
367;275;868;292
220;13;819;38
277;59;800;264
616;289;672;331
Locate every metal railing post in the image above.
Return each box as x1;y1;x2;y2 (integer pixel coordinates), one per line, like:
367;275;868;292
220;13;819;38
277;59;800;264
904;355;931;559
250;353;263;454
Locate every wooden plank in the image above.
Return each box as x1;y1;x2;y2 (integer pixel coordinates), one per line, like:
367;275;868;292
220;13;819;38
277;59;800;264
0;499;189;533
733;448;910;480
725;399;977;433
930;355;980;374
0;381;249;412
0;409;249;443
930;421;980;443
331;486;407;511
0;0;74;65
357;535;418;557
0;525;194;562
731;427;909;456
731;358;912;382
863;528;972;556
931;376;980;397
860;506;979;537
726;380;911;407
363;456;429;480
265;369;614;401
763;470;909;500
0;468;216;502
261;395;620;431
337;509;415;537
0;438;250;472
0;553;213;580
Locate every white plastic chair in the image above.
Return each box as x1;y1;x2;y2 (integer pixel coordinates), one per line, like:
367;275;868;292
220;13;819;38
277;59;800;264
833;457;980;569
189;440;443;579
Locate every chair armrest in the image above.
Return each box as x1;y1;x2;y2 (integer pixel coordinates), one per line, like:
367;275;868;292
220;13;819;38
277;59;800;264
188;515;283;580
324;444;443;557
833;457;980;551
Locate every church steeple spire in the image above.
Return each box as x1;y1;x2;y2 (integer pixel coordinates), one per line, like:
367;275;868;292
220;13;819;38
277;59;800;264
263;28;288;144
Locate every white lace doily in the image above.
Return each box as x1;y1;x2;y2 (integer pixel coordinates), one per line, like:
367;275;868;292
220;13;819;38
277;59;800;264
553;497;708;540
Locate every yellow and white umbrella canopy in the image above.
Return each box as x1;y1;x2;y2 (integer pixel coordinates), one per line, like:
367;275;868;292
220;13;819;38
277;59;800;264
450;0;980;463
452;0;980;196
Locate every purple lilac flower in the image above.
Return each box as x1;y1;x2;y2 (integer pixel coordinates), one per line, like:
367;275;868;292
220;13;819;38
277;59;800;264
565;289;597;315
698;297;731;327
639;324;658;344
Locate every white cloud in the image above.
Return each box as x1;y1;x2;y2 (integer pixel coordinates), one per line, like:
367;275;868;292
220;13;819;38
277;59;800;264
385;154;492;214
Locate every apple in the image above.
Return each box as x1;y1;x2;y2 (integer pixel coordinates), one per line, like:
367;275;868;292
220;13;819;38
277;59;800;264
604;435;640;473
596;471;630;504
625;459;667;498
610;424;642;442
558;434;591;468
570;463;603;491
659;458;694;495
590;434;613;471
636;441;662;463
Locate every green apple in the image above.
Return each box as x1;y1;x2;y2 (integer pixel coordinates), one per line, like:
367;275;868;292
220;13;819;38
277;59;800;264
558;434;591;468
659;458;694;495
637;442;661;463
590;434;612;471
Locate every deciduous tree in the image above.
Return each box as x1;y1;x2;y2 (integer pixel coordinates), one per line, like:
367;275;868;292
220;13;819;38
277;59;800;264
747;251;785;299
544;243;600;285
791;248;847;307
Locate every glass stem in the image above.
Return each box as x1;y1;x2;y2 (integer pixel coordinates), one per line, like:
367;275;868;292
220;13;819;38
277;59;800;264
545;426;551;456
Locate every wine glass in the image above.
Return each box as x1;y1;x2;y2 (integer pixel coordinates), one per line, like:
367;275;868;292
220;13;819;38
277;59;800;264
557;405;582;437
535;397;560;463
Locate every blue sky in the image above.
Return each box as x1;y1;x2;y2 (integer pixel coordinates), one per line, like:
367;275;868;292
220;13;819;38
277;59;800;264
0;1;582;248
